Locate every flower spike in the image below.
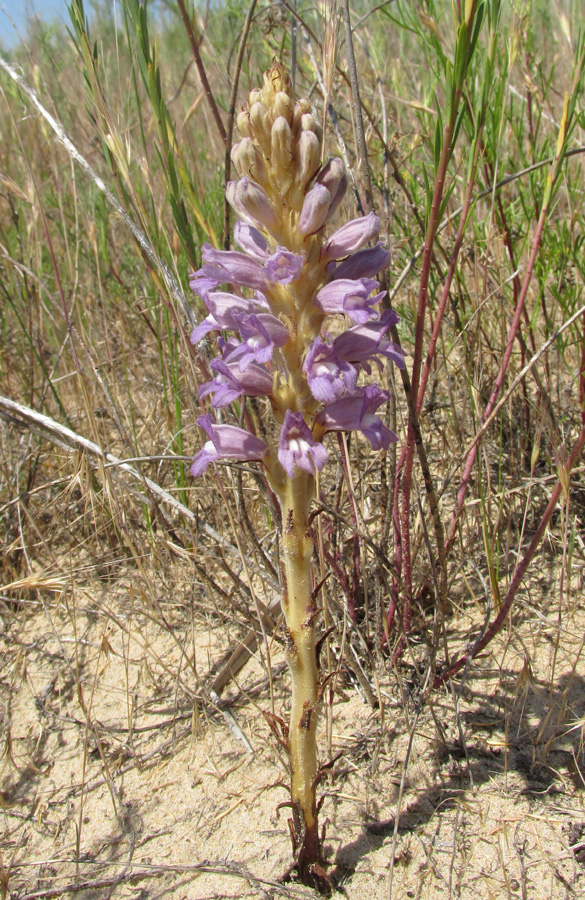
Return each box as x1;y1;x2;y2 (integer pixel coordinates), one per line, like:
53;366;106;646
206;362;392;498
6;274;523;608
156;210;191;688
187;65;405;889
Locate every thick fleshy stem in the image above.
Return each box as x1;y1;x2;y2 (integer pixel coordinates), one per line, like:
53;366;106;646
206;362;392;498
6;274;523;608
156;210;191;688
279;471;326;889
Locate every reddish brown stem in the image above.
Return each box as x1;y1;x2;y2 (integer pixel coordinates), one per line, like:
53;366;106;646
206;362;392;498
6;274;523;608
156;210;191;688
446;199;552;549
434;424;585;688
398;125;457;621
416;167;478;413
176;0;226;146
398;7;477;630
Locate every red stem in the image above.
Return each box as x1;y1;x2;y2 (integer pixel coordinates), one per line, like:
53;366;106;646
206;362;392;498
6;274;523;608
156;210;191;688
416;166;478;413
434;423;585;688
446;200;551;548
176;0;226;146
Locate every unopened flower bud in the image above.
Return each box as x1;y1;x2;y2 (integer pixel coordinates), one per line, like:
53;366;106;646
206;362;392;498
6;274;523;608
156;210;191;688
295;130;321;186
236;110;252;138
316;157;344;195
300;113;317;133
248;88;262;106
231;138;268;184
273;91;294;124
226;178;277;230
317;158;347;218
325;212;381;259
292;98;312;133
271;116;293;174
249;101;272;150
299;184;331;235
300;113;323;145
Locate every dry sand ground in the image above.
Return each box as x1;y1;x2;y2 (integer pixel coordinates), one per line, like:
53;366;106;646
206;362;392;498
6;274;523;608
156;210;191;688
1;563;585;900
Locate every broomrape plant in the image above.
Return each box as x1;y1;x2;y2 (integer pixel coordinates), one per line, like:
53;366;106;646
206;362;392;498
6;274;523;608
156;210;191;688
189;65;404;888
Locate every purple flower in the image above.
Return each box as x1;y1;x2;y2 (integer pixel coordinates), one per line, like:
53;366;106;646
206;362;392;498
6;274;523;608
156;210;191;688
189;272;221;302
265;248;304;284
233;221;268;261
314;278;384;325
191;414;268;476
299;184;332;235
226;312;290;370
226;177;277;230
329;242;390;279
198;243;268;291
198;358;273;408
278;410;329;477
316;158;347;218
334;310;406;373
316;385;398;450
303;336;358;402
325;212;380;260
216;334;241;360
190;291;268;343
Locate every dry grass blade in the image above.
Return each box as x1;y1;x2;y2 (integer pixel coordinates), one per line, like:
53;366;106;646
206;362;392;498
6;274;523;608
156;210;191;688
0;53;195;329
0;394;278;589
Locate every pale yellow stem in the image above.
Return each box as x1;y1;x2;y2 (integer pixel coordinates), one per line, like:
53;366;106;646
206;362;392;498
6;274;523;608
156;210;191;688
279;471;320;864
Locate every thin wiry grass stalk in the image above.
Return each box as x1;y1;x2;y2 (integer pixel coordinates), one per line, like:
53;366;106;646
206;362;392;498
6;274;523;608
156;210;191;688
446;91;580;549
0;394;278;590
223;0;259;249
400;1;482;608
176;0;226;146
435;421;585;687
340;0;373;212
0;55;196;330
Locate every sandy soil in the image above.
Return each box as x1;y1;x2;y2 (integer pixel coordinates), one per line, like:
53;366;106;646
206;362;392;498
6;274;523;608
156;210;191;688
1;566;585;900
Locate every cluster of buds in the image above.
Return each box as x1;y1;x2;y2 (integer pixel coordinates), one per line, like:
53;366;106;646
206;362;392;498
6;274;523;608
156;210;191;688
190;65;405;486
